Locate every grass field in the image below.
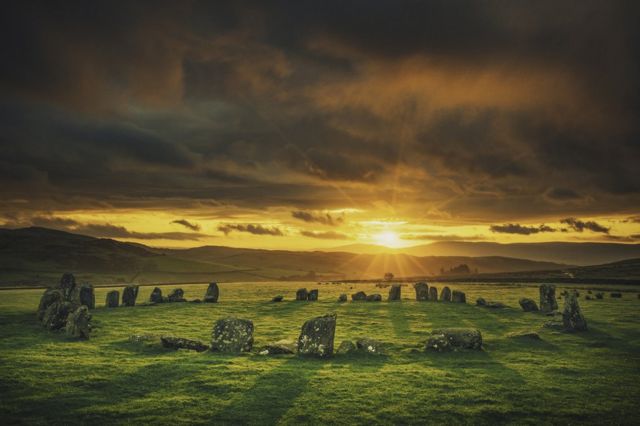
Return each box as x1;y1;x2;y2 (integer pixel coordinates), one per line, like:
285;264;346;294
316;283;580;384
1;282;639;425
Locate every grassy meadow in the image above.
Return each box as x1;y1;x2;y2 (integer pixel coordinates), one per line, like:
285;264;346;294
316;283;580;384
1;282;639;425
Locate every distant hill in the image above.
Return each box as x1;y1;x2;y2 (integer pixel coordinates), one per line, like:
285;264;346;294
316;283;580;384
326;241;640;266
0;227;570;286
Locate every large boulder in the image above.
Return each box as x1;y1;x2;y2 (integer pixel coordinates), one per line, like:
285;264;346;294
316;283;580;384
296;288;308;301
351;291;367;301
122;285;139;307
366;294;382;302
519;298;539;312
297;313;337;358
65;305;92;339
106;290;119;308
452;290;466;303
204;282;219;303
355;338;385;355
161;336;209;352
40;290;78;331
211;317;254;353
167;288;186;303
440;286;452;302
425;328;482;352
308;289;319;301
388;284;401;301
539;284;558;312
562;291;587;332
78;284;95;309
414;282;429;301
150;287;163;304
429;287;438;301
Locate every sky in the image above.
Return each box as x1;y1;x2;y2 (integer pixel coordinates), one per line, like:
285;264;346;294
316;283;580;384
1;0;639;249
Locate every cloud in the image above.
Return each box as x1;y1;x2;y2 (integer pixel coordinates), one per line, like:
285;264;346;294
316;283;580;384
171;219;201;231
560;217;610;234
300;230;351;240
218;223;284;236
291;210;344;226
399;233;484;242
490;223;556;235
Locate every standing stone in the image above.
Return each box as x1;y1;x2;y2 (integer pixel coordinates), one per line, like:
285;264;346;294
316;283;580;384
78;284;95;309
414;282;429;301
562;291;587;332
204;282;219;303
65;305;92;339
150;287;163;303
59;273;77;299
338;294;348;302
211;317;254;353
296;288;308;301
106;290;120;308
297;313;336;358
425;328;482;352
122;285;139;307
40;290;77;331
37;288;62;322
539;284;558;312
308;289;319;301
167;288;186;302
351;291;367;301
519;298;539;312
388;285;401;301
429;287;438;301
440;286;452;302
366;294;382;302
452;290;466;303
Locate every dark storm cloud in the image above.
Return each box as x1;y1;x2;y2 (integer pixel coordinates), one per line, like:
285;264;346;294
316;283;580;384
300;230;350;240
291;211;344;226
560;218;610;234
218;224;284;236
490;224;556;235
171;219;201;231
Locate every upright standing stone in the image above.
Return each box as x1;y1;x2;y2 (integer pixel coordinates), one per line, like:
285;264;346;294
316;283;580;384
351;291;367;301
440;286;452;302
150;287;163;303
562;291;587;332
539;284;558;312
308;289;319;301
296;288;308;301
106;290;120;308
66;306;92;339
388;285;401;301
211;317;254;353
167;288;186;302
429;287;438;301
452;290;466;303
297;313;337;358
204;282;219;303
40;290;77;330
59;273;77;299
78;284;95;309
519;298;539;312
122;285;139;307
414;282;429;301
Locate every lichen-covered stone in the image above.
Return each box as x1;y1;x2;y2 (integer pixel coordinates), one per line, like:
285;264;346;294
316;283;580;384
297;313;336;358
106;290;119;308
296;288;308;301
211;317;254;353
308;289;319;301
336;340;356;354
519;298;539;312
414;282;429;301
150;287;163;304
366;294;382;302
259;340;296;355
122;285;139;307
429;287;438;301
356;338;385;355
37;288;62;322
563;291;587;332
388;285;401;301
425;328;482;352
452;290;466;303
204;282;219;303
351;291;367;301
167;288;186;302
65;305;92;339
161;336;209;352
40;290;78;331
338;294;348;302
271;295;283;302
78;284;95;309
440;286;452;302
539;284;558;312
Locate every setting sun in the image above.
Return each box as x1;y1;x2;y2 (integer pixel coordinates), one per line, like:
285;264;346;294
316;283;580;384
374;231;401;248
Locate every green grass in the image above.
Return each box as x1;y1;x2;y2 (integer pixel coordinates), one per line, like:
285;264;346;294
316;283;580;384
1;282;639;425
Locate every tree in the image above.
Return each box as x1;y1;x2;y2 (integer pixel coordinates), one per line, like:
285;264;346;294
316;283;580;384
383;272;394;281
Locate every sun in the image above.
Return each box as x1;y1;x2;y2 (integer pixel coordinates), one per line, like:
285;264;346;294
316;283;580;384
374;231;401;248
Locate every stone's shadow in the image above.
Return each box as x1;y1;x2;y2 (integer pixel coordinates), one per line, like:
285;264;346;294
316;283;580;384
386;302;412;337
568;320;639;353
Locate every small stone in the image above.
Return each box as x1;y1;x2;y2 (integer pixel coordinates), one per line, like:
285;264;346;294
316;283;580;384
355;338;385;355
167;288;186;302
351;291;367;301
211;317;254;353
519;298;539;312
106;290;119;308
296;288;308;301
485;302;506;309
476;297;487;306
297;313;336;358
122;285;139;307
308;289;319;301
388;284;401;301
507;331;541;340
366;294;382;302
595;292;604;299
539;284;558;312
452;290;466;303
414;282;429;301
429;287;438;301
336;340;356;354
338;294;348;302
440;286;452;302
562;291;587;332
150;287;163;304
161;336;209;352
65;305;92;339
425;328;482;352
260;339;296;355
271;295;284;302
204;282;219;303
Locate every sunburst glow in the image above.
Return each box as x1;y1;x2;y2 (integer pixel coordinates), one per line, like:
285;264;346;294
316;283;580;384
374;231;401;248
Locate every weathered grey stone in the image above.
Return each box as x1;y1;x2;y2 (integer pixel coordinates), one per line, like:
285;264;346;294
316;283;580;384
429;287;438;301
211;317;254;353
122;285;139;307
150;287;163;303
355;338;385;355
259;339;296;355
40;289;78;331
271;295;283;302
161;336;209;352
338;294;348;302
167;288;186;302
452;290;466;303
366;294;382;302
440;286;452;302
37;288;61;321
476;297;487;306
297;313;336;358
308;289;319;301
425;328;482;352
610;292;622;298
539;284;558;312
519;298;539;312
595;292;604;299
336;340;356;354
414;282;429;301
59;273;77;299
204;282;219;303
296;288;308;301
563;291;587;332
106;290;119;308
351;291;367;301
65;306;92;339
388;284;401;301
78;284;95;309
